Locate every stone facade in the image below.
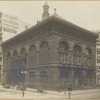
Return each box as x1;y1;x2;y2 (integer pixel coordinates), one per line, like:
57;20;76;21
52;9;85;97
96;31;100;85
2;14;98;90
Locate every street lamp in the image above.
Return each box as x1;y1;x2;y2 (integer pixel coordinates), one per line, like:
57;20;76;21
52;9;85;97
21;70;26;97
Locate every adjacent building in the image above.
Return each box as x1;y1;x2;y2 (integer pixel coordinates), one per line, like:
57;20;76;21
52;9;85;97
1;2;98;90
0;12;32;82
96;31;100;85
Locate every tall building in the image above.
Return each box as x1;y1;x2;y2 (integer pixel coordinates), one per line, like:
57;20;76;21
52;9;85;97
96;31;100;84
1;2;98;90
0;12;32;82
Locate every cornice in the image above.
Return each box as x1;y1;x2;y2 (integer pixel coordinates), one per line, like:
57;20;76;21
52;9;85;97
2;14;98;47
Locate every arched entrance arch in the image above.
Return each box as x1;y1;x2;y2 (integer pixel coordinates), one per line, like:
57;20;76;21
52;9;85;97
59;70;69;88
28;71;35;87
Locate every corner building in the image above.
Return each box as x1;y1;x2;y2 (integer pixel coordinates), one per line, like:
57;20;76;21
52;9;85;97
2;3;98;90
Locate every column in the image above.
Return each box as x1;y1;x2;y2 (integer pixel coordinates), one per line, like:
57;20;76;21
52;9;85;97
70;68;74;86
92;70;96;85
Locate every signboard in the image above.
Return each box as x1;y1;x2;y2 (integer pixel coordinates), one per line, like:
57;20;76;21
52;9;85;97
2;13;19;34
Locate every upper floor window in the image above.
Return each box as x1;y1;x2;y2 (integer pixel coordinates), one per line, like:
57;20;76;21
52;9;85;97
58;41;69;64
73;45;82;55
86;47;92;56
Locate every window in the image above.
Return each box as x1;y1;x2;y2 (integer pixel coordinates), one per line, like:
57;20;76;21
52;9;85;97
39;41;49;64
29;72;35;83
58;41;69;64
73;45;82;65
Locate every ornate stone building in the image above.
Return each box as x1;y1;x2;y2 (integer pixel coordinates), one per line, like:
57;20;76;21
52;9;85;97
1;2;98;89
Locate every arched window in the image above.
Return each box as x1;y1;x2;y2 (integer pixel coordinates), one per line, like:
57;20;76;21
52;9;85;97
29;72;35;82
20;48;26;58
13;51;18;58
73;45;82;65
58;41;69;64
85;47;92;66
73;45;81;54
12;51;19;69
20;48;26;68
7;52;11;58
40;71;47;84
39;41;49;64
6;52;12;70
28;45;37;65
86;47;92;56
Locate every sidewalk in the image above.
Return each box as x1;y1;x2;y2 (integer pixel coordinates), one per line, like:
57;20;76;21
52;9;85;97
1;84;100;99
26;87;100;96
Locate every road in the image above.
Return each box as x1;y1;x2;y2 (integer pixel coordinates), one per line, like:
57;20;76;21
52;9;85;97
0;85;100;100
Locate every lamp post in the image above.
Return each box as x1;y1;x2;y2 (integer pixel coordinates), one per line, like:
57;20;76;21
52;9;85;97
21;70;26;97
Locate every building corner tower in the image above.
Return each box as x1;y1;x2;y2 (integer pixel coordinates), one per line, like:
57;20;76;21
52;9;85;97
42;0;50;20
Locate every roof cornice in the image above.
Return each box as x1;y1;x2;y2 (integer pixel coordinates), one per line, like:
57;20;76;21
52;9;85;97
2;14;98;46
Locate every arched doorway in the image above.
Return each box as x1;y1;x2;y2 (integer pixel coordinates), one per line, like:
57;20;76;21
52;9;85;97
40;71;48;89
59;70;69;89
29;72;35;87
74;70;82;86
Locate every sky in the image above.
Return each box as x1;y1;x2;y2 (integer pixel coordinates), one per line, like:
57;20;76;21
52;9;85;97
0;0;100;31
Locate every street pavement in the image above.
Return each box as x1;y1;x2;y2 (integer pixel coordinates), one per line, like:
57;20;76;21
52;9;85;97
0;85;100;100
